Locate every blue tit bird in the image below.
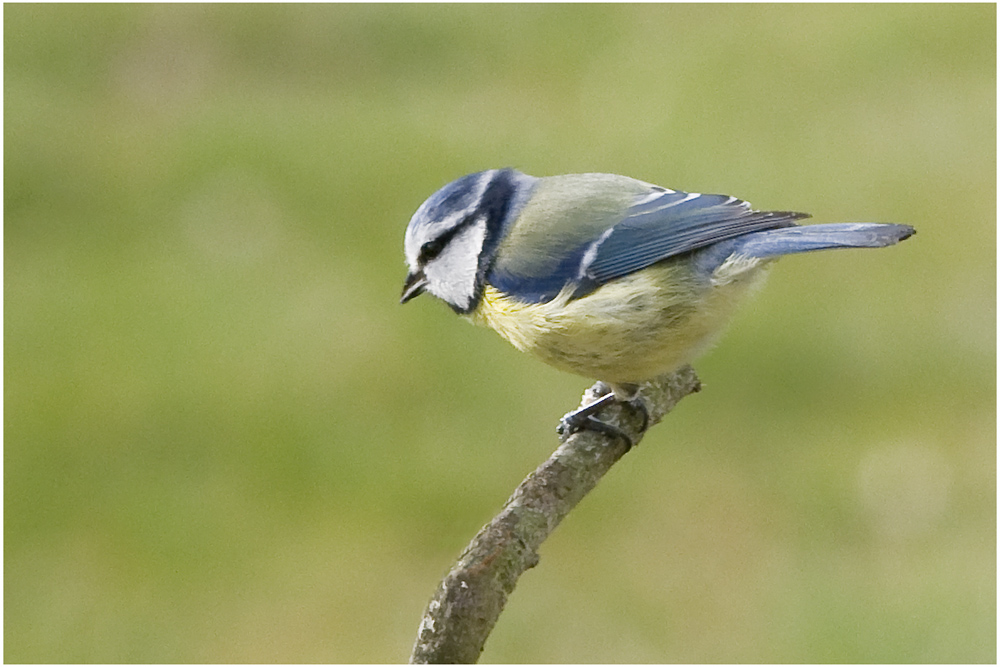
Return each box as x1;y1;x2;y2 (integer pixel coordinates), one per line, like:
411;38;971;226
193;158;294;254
400;169;913;440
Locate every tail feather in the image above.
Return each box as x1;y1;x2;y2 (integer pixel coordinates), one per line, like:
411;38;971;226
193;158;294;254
731;223;915;259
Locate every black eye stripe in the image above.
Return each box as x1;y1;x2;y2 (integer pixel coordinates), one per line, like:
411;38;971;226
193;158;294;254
419;215;477;263
420;239;444;261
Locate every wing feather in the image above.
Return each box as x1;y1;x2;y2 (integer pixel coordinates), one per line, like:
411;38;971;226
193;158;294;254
584;206;807;284
489;180;808;303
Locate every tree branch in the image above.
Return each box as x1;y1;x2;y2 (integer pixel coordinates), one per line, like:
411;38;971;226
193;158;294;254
409;365;702;664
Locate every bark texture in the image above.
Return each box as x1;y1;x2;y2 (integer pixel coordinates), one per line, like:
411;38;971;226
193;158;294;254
409;366;702;664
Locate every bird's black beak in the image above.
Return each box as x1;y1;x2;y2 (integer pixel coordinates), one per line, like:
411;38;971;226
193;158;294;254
400;269;428;304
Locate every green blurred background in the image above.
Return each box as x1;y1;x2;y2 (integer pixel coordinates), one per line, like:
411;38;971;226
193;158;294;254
5;4;995;663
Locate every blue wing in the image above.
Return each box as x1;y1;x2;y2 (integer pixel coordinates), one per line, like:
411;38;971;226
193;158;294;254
489;187;806;303
580;190;806;289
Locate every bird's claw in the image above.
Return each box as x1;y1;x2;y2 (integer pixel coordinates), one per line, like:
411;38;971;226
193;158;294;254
628;395;650;433
557;388;650;451
559;414;634;449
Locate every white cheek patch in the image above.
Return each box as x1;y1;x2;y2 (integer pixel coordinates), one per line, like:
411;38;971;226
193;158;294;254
425;219;487;310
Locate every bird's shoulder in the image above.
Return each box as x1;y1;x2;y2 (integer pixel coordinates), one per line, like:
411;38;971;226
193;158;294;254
495;173;655;277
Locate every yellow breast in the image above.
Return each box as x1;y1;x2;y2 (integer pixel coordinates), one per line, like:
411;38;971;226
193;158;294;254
470;258;769;385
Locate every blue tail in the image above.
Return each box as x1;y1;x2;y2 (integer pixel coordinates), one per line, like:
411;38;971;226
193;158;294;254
692;223;914;277
730;223;915;259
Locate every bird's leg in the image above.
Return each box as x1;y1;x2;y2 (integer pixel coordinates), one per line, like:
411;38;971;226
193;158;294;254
603;383;651;436
557;382;650;450
558;391;619;437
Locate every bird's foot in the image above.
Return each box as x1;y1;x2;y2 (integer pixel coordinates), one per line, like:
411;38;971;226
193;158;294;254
627;394;650;433
557;384;650;450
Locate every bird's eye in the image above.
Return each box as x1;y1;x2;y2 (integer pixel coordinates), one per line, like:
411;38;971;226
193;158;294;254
420;239;445;261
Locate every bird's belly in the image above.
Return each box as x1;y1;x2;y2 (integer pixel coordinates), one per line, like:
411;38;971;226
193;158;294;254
472;261;768;384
